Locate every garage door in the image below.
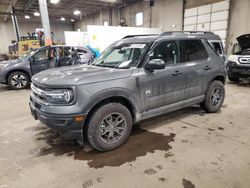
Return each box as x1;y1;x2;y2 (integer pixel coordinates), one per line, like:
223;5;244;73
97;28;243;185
184;0;230;45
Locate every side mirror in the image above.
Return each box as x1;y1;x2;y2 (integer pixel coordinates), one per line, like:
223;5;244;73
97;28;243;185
145;59;165;71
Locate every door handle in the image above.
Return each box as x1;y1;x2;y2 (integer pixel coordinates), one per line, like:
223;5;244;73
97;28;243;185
172;70;182;76
203;65;212;70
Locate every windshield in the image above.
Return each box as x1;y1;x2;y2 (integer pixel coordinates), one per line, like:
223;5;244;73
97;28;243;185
18;50;37;61
92;42;149;69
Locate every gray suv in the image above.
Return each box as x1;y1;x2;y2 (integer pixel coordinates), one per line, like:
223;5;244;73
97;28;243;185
29;31;226;151
0;45;93;89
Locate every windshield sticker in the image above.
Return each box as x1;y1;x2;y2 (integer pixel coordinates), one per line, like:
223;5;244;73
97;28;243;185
130;44;146;49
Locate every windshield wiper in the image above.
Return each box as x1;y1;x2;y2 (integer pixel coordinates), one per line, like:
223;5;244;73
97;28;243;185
95;63;120;68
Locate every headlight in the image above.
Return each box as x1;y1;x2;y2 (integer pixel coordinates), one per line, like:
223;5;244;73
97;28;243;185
227;55;239;62
42;89;74;104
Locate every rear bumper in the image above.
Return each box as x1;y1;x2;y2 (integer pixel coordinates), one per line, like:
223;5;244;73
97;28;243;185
226;61;250;78
29;95;86;144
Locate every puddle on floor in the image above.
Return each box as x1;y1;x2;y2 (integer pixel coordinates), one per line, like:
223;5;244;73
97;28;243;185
35;126;175;169
182;178;195;188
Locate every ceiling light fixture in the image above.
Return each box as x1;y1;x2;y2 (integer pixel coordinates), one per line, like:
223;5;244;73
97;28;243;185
34;12;40;16
70;19;75;22
60;17;65;21
73;10;81;15
50;0;60;4
24;15;30;19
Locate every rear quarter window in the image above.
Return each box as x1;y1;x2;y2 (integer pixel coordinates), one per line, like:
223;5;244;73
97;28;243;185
208;41;224;56
181;40;208;62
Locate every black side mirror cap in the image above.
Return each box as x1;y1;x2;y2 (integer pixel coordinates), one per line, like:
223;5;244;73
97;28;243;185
145;59;165;71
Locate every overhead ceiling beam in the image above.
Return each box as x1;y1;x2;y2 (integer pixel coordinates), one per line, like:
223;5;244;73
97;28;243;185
24;0;37;12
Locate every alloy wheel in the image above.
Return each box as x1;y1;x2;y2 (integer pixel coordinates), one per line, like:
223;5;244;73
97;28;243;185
11;74;27;89
211;87;223;107
99;112;127;144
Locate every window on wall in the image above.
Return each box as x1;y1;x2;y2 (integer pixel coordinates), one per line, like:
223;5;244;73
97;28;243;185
135;12;143;26
103;21;109;26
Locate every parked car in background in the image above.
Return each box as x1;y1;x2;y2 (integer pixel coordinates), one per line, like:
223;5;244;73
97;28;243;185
29;31;226;151
0;45;94;89
226;34;250;82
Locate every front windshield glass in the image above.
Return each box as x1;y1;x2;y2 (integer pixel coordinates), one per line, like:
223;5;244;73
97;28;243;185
92;42;149;69
18;50;37;61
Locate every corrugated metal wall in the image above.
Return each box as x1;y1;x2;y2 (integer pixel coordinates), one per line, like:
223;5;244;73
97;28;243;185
75;0;183;32
184;0;230;45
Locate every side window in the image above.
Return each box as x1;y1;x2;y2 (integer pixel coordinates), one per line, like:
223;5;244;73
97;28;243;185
152;41;179;65
33;48;49;61
208;41;224;56
181;40;208;62
63;47;72;57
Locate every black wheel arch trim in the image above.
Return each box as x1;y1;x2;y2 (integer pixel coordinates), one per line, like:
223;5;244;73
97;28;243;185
83;88;142;123
6;69;31;82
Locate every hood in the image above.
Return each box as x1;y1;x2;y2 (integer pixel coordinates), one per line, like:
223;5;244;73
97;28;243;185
237;34;250;50
32;64;133;86
0;59;21;65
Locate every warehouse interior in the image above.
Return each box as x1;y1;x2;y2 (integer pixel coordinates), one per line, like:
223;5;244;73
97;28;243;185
0;0;250;187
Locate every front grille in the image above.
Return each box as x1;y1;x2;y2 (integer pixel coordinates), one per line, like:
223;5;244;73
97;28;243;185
35;102;41;109
239;57;250;64
31;83;47;103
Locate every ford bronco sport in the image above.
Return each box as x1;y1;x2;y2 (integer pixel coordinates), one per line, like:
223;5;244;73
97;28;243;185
29;31;226;151
226;34;250;82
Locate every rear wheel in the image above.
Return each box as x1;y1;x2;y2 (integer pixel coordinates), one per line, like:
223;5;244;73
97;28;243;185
7;71;30;90
201;80;225;113
86;103;132;151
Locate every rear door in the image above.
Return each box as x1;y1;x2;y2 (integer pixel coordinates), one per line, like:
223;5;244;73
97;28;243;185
30;47;49;75
180;39;212;100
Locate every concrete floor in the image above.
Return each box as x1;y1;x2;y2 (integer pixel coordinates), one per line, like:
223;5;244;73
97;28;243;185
0;81;250;188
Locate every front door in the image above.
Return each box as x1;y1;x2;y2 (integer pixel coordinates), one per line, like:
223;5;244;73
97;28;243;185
31;47;49;75
138;40;186;113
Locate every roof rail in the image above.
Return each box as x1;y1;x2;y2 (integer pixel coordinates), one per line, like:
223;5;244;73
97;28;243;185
160;31;215;36
123;34;159;39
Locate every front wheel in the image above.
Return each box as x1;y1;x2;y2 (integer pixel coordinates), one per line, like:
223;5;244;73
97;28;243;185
7;71;30;90
201;80;225;113
86;103;132;151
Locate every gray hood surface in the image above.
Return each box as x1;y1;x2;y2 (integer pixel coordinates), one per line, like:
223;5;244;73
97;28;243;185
32;64;133;86
0;59;21;65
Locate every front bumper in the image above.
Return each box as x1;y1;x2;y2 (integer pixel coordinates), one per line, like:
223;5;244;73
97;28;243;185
0;70;6;84
29;93;86;144
226;61;250;78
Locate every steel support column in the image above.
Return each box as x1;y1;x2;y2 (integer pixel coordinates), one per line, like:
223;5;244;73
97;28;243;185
38;0;52;46
11;7;20;42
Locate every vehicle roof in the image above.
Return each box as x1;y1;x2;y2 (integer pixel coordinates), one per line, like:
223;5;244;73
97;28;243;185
121;35;158;43
121;31;221;43
50;45;88;48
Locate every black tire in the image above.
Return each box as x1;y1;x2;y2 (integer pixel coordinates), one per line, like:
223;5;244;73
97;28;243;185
7;71;30;90
201;80;225;113
228;76;239;82
86;103;132;151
